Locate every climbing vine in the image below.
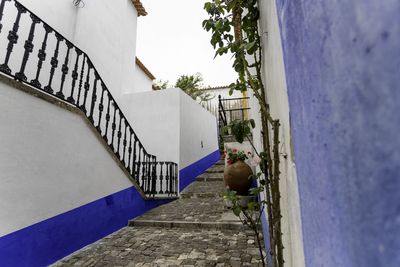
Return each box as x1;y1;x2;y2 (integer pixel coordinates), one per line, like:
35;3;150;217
203;1;284;266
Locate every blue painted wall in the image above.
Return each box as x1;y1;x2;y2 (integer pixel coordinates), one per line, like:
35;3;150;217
274;1;400;266
179;149;220;190
0;187;171;267
0;150;220;267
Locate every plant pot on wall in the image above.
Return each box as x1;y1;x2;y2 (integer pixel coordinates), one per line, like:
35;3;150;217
224;160;253;195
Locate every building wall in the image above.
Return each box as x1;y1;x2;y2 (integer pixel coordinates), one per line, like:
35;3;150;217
0;77;170;267
179;90;220;189
0;1;219;266
10;0;142;114
201;87;246;117
121;88;181;165
274;0;400;266
129;63;154;93
72;0;138;100
256;0;305;266
17;0;78;40
123;88;220;190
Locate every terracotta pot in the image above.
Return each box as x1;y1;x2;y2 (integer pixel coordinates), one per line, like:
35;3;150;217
224;160;253;195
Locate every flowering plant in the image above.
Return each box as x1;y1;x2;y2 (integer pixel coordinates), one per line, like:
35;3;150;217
226;148;248;165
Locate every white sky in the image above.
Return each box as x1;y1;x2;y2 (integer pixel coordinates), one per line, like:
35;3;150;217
136;0;237;87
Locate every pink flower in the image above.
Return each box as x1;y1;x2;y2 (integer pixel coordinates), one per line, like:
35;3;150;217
232;148;238;153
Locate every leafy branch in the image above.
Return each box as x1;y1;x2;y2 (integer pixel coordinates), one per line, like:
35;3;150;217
203;1;284;266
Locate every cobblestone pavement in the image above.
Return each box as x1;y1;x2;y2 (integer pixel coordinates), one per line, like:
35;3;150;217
52;160;264;267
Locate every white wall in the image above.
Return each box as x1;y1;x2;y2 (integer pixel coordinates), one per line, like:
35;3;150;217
129;63;154;94
18;0;78;40
202;87;246;116
73;0;138;99
121;88;180;164
121;88;219;170
0;79;133;237
179;90;219;169
3;0;141;116
255;0;306;266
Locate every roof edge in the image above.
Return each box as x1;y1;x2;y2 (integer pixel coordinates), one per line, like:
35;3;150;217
131;0;147;17
135;57;156;80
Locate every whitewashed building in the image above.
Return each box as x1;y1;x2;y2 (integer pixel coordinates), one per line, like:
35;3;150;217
0;0;219;266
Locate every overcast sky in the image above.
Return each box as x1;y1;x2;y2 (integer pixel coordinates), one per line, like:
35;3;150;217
136;0;237;87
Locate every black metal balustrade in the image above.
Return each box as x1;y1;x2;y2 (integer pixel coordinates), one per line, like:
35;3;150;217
218;94;250;135
0;0;178;198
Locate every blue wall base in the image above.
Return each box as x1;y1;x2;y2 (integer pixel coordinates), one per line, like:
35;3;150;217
0;149;221;267
0;187;171;267
179;149;220;191
261;210;272;264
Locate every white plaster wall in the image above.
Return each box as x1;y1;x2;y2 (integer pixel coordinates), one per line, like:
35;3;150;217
17;0;77;39
205;88;244;103
179;90;219;169
122;88;219;170
121;88;180;164
129;64;154;93
73;0;138;100
0;80;133;237
202;88;246;116
256;0;306;266
4;0;139;114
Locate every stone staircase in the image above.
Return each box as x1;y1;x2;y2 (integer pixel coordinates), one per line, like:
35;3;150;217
52;160;264;266
129;160;243;231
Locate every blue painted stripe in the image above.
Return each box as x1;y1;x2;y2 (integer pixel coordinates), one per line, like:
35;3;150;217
0;150;220;267
179;149;220;191
0;187;171;267
261;210;272;263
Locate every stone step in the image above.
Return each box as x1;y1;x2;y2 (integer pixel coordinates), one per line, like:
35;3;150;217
202;172;223;178
180;192;223;199
130;197;237;227
180;181;225;198
205;164;224;173
52;226;264;267
129;219;245;231
215;160;225;165
50;156;265;267
196;175;224;182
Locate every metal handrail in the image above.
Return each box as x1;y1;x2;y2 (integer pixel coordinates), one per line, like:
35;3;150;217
223;107;251;112
218;94;250;136
219;96;250;101
0;0;178;198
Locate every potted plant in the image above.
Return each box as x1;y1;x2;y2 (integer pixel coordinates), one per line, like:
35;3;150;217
224;148;253;195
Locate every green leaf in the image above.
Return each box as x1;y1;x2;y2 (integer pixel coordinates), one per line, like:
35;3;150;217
247;201;256;210
229;87;235;96
249;187;262;195
233;206;241;217
204;2;212;12
249;119;256;128
245;41;256;51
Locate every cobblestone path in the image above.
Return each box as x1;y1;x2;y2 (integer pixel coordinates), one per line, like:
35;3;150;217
52;160;264;267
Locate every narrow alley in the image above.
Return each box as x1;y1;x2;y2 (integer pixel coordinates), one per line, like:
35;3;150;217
51;161;264;267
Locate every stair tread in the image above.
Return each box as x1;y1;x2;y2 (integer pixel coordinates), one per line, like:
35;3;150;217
129;219;244;230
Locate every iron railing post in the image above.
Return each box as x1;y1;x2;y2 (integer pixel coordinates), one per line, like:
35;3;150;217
0;0;179;197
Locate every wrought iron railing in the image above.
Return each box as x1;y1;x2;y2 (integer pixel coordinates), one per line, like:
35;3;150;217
0;0;178;198
218;94;250;133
